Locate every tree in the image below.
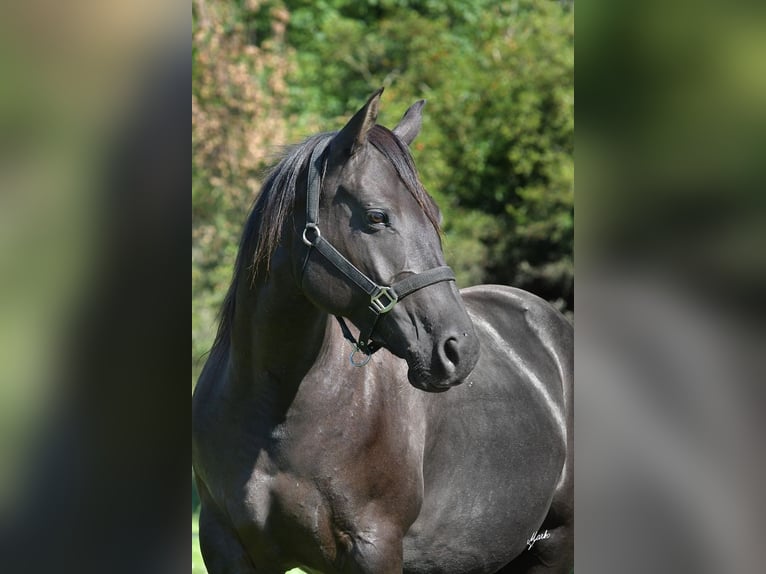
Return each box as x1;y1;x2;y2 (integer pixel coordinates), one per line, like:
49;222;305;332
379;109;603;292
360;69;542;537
278;0;574;310
192;0;574;383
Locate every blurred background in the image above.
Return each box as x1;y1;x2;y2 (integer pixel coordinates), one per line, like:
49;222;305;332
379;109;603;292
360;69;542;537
577;1;766;573
0;1;188;573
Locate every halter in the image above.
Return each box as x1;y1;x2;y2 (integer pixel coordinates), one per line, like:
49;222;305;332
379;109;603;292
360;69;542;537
300;137;456;366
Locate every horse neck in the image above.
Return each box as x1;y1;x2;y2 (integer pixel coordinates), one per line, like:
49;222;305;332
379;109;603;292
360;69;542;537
227;249;329;395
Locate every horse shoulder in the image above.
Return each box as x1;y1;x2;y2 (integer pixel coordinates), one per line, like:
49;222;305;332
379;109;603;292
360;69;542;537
461;284;571;333
460;283;572;464
461;284;572;390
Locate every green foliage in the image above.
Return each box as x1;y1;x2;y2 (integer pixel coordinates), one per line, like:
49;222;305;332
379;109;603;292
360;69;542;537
413;2;573;309
192;0;574;384
272;0;574;307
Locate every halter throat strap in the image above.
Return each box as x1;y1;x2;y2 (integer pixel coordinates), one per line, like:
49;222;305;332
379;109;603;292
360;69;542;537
300;137;456;362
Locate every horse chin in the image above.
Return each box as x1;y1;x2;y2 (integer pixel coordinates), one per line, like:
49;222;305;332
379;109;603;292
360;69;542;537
413;381;453;393
406;365;463;393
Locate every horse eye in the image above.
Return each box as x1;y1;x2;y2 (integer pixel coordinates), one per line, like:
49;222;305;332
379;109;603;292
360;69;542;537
366;210;388;226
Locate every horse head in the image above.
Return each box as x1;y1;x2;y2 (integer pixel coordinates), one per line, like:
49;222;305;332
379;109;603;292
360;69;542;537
295;89;480;391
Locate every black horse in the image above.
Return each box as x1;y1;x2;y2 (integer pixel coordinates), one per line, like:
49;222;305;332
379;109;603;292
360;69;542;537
192;89;573;573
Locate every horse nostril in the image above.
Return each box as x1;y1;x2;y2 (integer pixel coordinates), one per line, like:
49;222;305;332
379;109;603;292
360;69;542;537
444;336;460;367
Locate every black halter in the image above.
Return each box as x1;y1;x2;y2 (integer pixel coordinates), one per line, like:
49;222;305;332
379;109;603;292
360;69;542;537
300;137;456;365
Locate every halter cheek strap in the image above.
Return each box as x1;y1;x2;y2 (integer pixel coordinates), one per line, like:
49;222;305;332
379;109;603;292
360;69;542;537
300;137;456;365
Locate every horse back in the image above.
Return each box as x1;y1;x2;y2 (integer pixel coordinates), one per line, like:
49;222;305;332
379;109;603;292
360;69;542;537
462;284;573;508
404;285;573;571
463;284;572;420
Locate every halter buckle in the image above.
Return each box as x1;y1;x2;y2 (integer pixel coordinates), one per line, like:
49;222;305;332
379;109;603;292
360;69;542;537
369;286;398;314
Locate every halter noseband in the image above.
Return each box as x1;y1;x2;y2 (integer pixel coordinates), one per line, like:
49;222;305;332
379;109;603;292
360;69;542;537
300;137;456;366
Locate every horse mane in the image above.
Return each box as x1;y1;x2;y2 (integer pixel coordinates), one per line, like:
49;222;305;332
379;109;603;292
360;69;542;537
207;124;440;360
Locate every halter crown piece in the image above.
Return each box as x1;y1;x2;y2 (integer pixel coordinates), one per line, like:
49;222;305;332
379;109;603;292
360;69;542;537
300;137;457;366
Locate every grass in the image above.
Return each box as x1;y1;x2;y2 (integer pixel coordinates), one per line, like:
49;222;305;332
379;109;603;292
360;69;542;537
192;513;306;573
192;513;206;574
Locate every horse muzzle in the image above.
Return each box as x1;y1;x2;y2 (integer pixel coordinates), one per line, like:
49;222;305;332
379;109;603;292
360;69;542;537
406;328;480;392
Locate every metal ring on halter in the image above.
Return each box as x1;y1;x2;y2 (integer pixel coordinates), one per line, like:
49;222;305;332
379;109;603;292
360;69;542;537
302;223;321;246
349;346;372;367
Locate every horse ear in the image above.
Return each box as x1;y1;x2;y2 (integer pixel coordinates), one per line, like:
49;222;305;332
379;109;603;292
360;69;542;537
331;87;384;158
392;99;426;146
